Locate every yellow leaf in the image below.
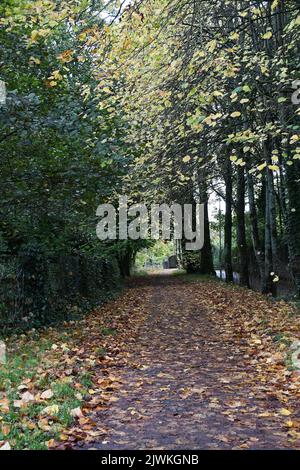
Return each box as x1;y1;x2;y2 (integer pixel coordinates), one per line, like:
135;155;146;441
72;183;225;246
260;65;268;74
257;162;267;172
207;40;217;53
230;32;239;40
231;111;241;118
41;404;59;416
182;155;191;163
78;31;87;41
286;420;294;428
258;412;272;418
262;31;273;40
212;90;223;97
46;439;56;449
280;408;292;416
243;85;251;93
252;338;262;345
29;56;41;65
51;70;62;80
30;30;39;43
268;165;279;171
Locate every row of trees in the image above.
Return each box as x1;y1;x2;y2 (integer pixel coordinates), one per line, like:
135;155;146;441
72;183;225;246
103;0;300;297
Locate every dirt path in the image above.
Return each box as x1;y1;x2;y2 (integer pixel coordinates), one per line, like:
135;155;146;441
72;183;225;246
74;274;300;450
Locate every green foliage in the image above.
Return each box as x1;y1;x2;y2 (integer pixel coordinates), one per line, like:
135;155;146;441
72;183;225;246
0;1;143;328
135;241;174;269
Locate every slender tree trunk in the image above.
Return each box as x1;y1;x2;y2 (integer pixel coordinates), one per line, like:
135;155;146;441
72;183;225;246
224;155;233;282
267;168;278;296
194;170;215;276
263;172;275;295
264;140;278;296
247;170;264;290
117;244;134;277
236;166;250;287
180;191;202;274
199;200;215;275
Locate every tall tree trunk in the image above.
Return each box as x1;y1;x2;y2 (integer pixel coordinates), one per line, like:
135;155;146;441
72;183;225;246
199;200;215;275
117;243;134;277
224;155;233;282
236;166;250;287
194;170;215;276
267;168;278;296
264;140;278;296
247;169;264;290
180;191;202;274
263;174;274;295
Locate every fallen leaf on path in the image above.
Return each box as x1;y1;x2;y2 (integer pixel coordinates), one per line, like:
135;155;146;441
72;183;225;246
70;407;83;418
0;442;11;450
40;389;54;400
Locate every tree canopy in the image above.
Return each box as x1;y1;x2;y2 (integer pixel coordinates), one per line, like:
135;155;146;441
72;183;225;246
0;0;300;331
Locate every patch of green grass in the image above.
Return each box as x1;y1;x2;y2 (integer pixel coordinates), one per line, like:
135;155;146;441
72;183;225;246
0;376;83;449
57;399;81;427
101;326;116;336
53;382;76;399
36;373;53;389
1;424;55;450
0;355;39;390
25;402;46;419
78;372;93;388
0;328;93;449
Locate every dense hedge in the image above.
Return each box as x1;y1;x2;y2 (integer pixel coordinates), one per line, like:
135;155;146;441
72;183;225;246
0;249;122;334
